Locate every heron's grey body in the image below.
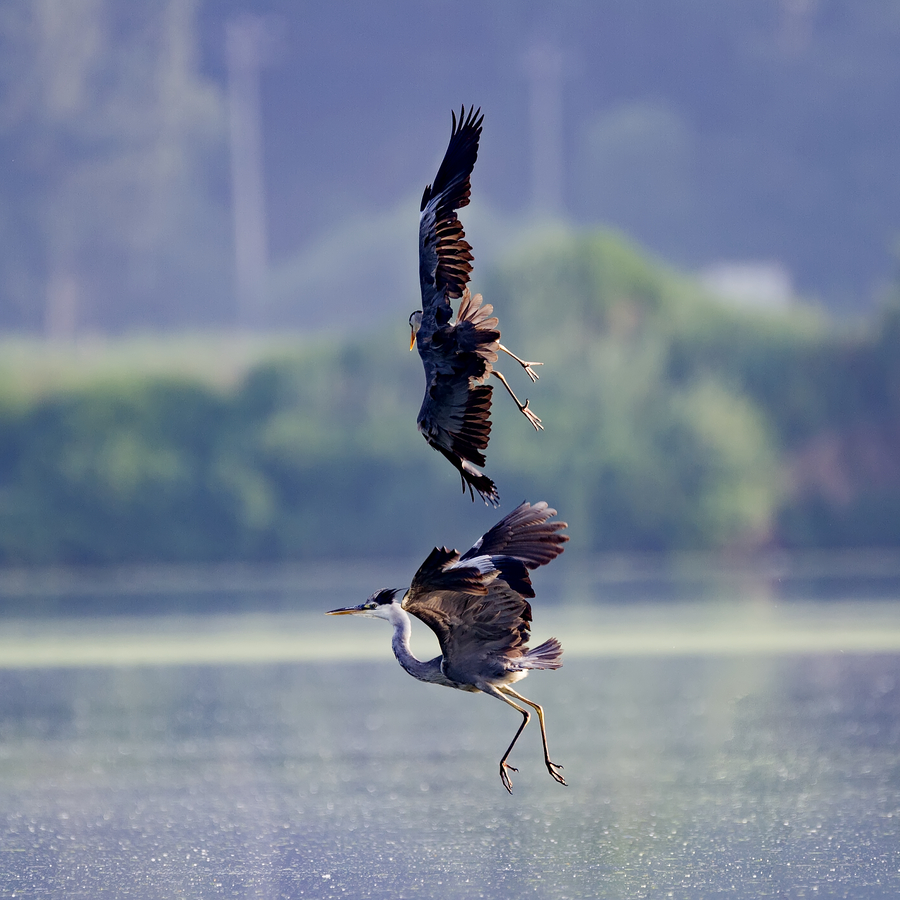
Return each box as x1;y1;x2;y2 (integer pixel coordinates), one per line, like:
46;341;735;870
327;500;568;793
410;107;543;507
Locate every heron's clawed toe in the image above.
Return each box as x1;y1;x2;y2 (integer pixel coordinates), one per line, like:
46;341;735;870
522;361;542;383
546;761;567;786
500;762;518;794
521;400;543;432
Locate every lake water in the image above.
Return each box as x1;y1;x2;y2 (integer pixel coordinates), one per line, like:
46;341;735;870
0;556;899;899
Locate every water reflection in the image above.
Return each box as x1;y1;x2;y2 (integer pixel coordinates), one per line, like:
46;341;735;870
0;647;899;897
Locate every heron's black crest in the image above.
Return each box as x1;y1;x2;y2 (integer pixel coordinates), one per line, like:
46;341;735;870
368;588;400;606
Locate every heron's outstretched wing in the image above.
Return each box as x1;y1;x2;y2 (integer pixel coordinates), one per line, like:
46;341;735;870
402;546;488;646
461;501;569;570
402;503;568;679
418;106;483;318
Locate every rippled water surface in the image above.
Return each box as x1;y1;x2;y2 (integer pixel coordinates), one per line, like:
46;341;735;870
1;561;899;898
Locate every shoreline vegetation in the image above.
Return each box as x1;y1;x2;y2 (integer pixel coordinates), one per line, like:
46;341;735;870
1;231;898;567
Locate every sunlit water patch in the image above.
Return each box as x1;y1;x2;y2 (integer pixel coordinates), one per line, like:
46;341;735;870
0;654;898;898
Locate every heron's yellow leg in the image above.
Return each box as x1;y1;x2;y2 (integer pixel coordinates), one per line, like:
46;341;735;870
482;684;532;794
499;686;566;786
497;343;542;383
490;371;543;432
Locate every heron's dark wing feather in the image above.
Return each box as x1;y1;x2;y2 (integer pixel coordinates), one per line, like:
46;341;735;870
417;375;492;467
411;546;489;596
418;106;483;315
439;581;536;682
404;575;533;667
404;547;490;653
405;577;536;685
462;501;569;569
452;289;499;371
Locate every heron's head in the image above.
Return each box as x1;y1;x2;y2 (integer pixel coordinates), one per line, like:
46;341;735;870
326;588;401;621
408;310;423;350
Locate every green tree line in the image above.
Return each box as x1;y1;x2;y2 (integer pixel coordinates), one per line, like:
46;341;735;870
1;231;898;565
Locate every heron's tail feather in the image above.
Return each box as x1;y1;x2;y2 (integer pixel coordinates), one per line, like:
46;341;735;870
520;637;563;669
455;289;500;373
456;288;497;331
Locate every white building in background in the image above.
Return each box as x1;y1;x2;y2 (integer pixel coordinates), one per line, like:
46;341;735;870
699;261;794;309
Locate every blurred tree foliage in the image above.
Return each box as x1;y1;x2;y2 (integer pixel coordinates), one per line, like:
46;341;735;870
1;230;898;565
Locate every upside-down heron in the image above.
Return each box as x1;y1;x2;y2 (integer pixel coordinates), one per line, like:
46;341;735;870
327;500;568;793
410;107;543;507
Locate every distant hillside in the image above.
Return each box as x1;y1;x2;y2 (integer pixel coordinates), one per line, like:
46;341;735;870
488;232;900;549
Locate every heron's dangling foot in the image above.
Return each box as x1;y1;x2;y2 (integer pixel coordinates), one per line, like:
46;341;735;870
546;759;567;786
500;761;518;794
498;686;567;788
491;371;543;432
498;343;542;383
520;400;543;432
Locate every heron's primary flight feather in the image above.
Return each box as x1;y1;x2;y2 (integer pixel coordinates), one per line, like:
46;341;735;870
461;499;568;569
419;105;483;312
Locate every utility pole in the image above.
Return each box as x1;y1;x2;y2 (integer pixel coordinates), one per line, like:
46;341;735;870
45;269;79;340
525;40;566;219
226;15;270;329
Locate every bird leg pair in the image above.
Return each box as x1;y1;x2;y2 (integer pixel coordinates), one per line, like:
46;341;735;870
486;684;566;794
492;344;543;432
498;344;542;383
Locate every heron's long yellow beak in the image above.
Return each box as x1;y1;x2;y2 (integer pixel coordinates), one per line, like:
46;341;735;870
326;606;362;615
409;327;416;351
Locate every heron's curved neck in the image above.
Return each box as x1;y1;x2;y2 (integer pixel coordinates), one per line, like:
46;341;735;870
387;604;443;683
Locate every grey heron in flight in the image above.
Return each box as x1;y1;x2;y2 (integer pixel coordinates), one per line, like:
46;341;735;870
327;501;568;793
410;107;543;507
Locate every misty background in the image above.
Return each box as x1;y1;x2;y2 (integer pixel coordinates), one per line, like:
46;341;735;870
3;0;900;336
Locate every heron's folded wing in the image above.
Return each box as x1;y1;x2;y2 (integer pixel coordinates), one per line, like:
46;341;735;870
436;583;536;684
404;547;535;675
417;372;492;467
